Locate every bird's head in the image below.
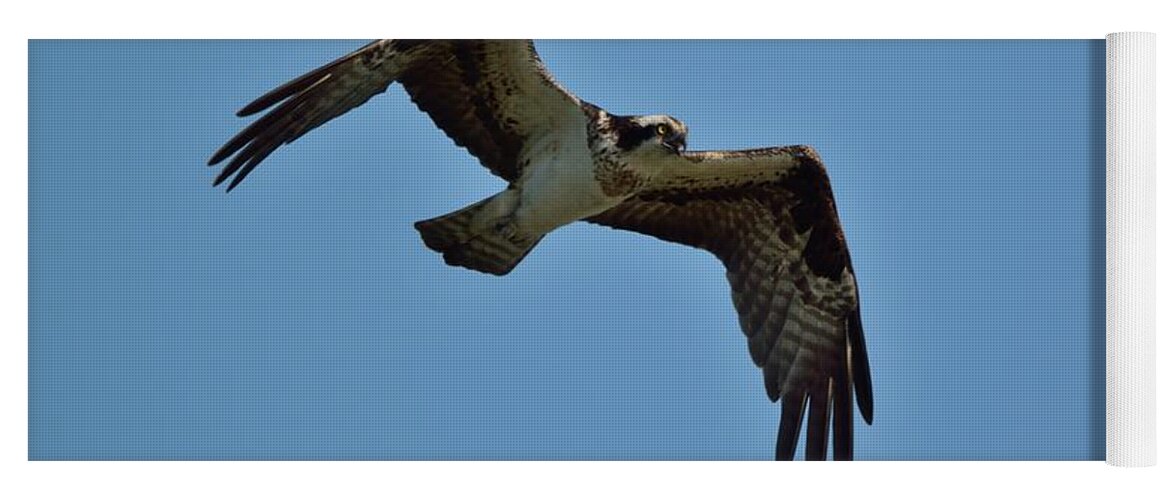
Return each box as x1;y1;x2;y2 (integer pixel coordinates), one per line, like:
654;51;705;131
613;114;688;155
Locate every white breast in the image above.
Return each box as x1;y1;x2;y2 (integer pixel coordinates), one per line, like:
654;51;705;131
513;122;622;235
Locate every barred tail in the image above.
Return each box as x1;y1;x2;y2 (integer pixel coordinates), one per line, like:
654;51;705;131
414;196;541;276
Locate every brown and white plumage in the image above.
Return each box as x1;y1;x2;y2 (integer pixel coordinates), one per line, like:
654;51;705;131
209;40;872;460
587;146;872;460
209;40;580;190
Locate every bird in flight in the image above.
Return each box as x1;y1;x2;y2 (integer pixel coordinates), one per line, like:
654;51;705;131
208;40;873;460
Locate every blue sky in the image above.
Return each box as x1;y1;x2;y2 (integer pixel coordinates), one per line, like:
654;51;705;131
29;40;1104;459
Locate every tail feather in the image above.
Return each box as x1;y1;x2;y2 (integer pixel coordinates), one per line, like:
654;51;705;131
415;199;541;276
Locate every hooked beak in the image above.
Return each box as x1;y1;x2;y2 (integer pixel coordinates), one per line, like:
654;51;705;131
663;134;687;154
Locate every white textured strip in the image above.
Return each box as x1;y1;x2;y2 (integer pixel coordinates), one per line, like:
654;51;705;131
1106;32;1156;467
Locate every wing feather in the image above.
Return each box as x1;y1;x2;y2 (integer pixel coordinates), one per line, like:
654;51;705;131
776;393;807;460
209;40;583;190
805;382;831;460
587;145;873;460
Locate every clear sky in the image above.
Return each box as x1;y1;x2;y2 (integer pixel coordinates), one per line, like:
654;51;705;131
29;40;1104;460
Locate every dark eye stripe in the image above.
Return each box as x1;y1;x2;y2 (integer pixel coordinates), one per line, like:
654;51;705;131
615;122;658;150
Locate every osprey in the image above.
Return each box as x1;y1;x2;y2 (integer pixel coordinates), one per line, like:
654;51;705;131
209;40;873;460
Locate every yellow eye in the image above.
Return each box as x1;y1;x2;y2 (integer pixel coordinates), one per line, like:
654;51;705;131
656;124;669;136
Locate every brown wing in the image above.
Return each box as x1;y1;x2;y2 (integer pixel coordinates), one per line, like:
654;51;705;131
587;145;873;460
209;40;582;191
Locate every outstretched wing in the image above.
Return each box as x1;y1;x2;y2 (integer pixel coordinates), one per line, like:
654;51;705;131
587;145;873;460
209;40;582;191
